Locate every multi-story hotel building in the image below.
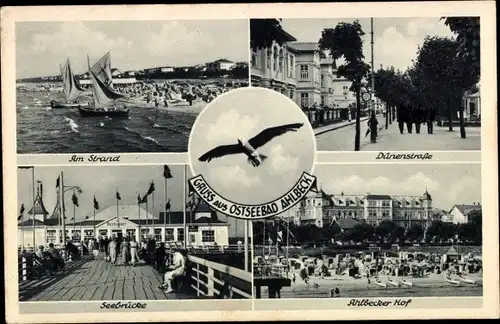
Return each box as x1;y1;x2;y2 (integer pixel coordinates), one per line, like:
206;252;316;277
17;182;230;249
278;189;433;229
288;42;322;109
250;20;298;101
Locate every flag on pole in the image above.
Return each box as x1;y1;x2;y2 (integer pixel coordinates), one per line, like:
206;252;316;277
186;200;194;210
310;178;319;193
56;176;60;188
18;203;25;221
146;181;155;195
116;191;121;200
85;215;90;220
72;192;79;207
188;182;195;197
163;165;173;179
94;196;99;210
277;231;283;242
166;199;171;210
70;216;75;221
138;195;147;204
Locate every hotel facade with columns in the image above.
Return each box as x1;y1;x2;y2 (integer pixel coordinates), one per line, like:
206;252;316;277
18;182;230;249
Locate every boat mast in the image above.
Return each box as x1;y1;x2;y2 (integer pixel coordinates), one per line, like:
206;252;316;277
87;55;96;108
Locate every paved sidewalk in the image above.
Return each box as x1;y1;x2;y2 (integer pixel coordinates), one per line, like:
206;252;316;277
361;121;481;151
314;117;370;136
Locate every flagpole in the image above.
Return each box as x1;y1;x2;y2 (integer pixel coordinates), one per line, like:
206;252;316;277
61;172;66;257
138;196;141;241
32;168;35;249
164;177;167;243
286;217;289;278
116;190;120;232
146;198;149;237
244;219;249;272
93;197;96;239
152;185;155;240
262;220;265;258
73;198;76;241
183;165;187;249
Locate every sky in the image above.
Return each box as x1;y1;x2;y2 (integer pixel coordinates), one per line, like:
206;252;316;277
280;17;455;71
17;165;247;237
189;88;316;205
15;20;249;79
314;164;481;211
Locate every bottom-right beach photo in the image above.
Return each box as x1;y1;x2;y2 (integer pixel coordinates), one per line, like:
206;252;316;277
252;163;483;299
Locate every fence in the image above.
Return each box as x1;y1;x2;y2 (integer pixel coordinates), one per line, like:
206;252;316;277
187;255;252;299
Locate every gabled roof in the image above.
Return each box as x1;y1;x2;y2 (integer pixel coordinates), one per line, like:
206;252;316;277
451;204;482;215
289;42;320;52
366;194;392;200
334;217;361;230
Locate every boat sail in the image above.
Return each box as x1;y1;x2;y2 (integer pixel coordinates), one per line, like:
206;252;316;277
78;52;129;117
51;58;88;108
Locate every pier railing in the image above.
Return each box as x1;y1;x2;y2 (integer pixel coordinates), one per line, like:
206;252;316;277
187;255;252;299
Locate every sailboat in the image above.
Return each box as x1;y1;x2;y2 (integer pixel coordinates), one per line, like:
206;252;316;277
51;58;89;108
78;52;129;117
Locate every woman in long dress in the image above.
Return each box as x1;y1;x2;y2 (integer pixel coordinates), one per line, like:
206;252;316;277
121;237;131;266
108;238;117;266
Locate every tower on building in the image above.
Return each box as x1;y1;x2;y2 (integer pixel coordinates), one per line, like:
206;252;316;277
27;181;50;223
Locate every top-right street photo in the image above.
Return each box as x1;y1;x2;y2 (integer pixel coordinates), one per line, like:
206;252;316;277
250;17;481;151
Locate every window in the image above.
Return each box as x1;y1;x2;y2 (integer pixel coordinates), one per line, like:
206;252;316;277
177;228;185;242
46;229;56;244
321;95;326;106
300;65;309;80
382;200;391;207
267;48;272;69
154;228;162;242
368;209;377;217
165;228;175;242
141;228;149;240
126;229;135;240
289;56;294;78
99;229;108;238
202;230;215;243
289;89;295;100
300;93;309;108
321;74;325;87
273;46;278;71
71;230;81;243
382;210;390;218
83;230;94;241
279;48;284;73
368;200;376;207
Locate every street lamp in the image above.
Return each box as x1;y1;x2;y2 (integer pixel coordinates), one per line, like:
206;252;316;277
61;182;82;259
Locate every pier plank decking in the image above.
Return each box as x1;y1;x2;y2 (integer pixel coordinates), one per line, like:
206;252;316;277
19;256;193;301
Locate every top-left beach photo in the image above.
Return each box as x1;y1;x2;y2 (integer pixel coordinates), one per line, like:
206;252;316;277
16;20;250;154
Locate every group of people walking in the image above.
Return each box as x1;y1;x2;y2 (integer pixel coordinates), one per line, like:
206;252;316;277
397;103;437;135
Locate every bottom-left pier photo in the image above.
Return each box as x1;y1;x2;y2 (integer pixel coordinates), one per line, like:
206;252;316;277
16;165;253;303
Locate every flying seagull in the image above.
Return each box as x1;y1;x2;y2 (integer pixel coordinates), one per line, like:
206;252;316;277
198;122;304;167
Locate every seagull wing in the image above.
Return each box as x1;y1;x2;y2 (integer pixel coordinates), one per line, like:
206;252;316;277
198;144;245;162
248;123;304;149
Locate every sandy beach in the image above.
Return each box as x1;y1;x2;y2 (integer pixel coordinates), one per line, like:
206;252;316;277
259;272;483;298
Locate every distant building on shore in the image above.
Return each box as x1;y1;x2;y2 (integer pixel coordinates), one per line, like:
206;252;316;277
447;203;482;224
279;189;434;229
18;181;230;249
206;59;236;72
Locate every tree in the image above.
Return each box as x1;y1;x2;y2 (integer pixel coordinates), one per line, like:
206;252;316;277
412;36;479;137
319;21;371;151
406;223;424;242
442;17;480;80
375;220;404;243
347;222;374;243
250;19;289;52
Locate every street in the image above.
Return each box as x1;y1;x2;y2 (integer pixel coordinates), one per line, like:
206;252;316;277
315;115;385;151
316;116;481;151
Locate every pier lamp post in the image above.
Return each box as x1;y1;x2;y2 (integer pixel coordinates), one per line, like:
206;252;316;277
60;172;82;260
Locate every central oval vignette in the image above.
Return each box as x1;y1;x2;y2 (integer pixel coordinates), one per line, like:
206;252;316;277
187;87;317;219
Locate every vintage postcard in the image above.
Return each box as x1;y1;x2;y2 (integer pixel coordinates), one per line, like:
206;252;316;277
2;2;498;323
